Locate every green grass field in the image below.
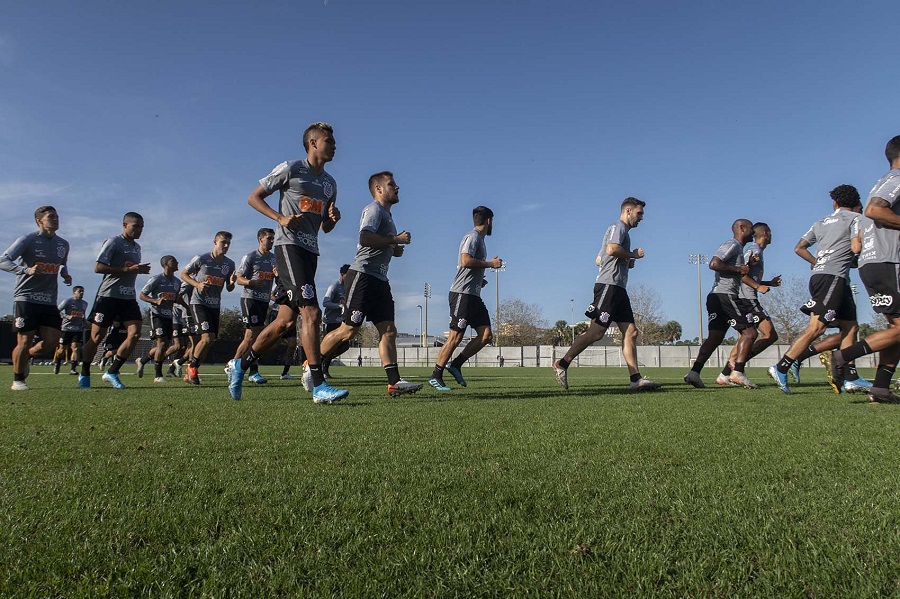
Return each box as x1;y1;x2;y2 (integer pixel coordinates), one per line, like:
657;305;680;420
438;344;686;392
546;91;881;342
3;365;900;596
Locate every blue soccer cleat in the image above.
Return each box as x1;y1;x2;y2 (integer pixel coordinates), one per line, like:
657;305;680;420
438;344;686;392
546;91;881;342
843;378;873;393
446;365;467;387
101;372;126;389
313;382;349;404
78;374;90;389
428;378;452;391
227;359;245;400
248;372;268;385
767;365;791;395
789;361;800;383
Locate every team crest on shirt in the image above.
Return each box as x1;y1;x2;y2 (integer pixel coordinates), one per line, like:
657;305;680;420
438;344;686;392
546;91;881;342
57;245;66;258
599;312;611;324
824;310;836;322
351;310;364;324
301;284;315;300
323;181;334;199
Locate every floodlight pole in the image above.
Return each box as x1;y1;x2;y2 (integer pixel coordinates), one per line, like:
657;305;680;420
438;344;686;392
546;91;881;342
492;261;506;347
417;304;423;348
423;284;431;347
689;254;709;344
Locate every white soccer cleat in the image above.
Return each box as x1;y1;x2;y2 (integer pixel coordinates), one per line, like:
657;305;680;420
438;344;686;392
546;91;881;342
301;362;313;392
553;360;569;390
388;379;424;397
280;373;296;380
153;376;166;383
729;371;758;389
10;380;29;391
629;377;662;391
716;373;739;387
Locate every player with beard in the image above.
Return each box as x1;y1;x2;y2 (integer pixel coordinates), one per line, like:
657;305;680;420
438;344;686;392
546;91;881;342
56;285;87;375
318;171;422;398
428;206;502;391
683;219;760;389
552;197;661;392
79;212;150;389
321;264;350;379
137;255;181;382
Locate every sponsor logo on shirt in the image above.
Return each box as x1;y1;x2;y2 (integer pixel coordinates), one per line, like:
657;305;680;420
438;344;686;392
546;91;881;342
33;262;61;274
205;275;226;287
26;292;53;303
298;196;326;214
257;271;275;281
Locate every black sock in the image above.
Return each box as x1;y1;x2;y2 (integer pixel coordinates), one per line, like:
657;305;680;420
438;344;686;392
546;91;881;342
796;345;818;362
249;363;259;376
14;372;25;382
558;358;570;370
629;373;641;383
309;364;325;387
107;355;126;374
431;364;445;380
776;355;794;374
189;357;200;369
734;361;746;373
841;341;873;364
154;361;164;378
281;364;291;376
721;363;732;376
385;363;401;385
846;364;860;381
873;364;896;389
240;350;260;372
450;355;466;369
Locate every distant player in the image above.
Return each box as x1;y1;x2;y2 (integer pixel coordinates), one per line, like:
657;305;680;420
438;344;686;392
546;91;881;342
181;232;236;385
79;212;149;389
56;285;88;375
717;223;782;386
768;186;868;395
552;198;662;392
683;219;759;389
226;228;276;384
321;264;350;378
228;122;347;402
0;206;71;390
319;171;422;397
829;138;900;402
137;255;181;382
428;206;502;391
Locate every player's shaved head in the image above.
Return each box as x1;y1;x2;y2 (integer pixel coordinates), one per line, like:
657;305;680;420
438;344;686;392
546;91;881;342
752;222;770;235
123;212;143;223
830;185;860;208
886;136;900;164
732;219;752;234
303;122;333;151
368;171;394;196
160;255;175;267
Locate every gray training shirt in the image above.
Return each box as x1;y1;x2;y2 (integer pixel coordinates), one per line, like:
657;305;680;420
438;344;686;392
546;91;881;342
800;209;861;279
322;279;345;324
58;297;88;331
350;201;397;282
0;231;70;305
259;159;336;255
184;253;236;308
859;169;900;267
95;235;142;300
238;250;276;302
450;229;487;297
710;238;745;295
141;273;181;318
595;220;632;289
739;241;765;300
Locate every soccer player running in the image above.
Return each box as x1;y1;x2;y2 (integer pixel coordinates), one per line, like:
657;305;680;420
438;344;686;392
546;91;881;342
79;212;150;389
137;255;181;382
319;171;422;398
828;137;900;402
321;264;351;379
427;206;501;391
768;185;867;394
0;206;71;391
180;232;236;385
683;219;759;389
228;122;347;403
552;197;662;391
717;223;783;386
228;228;276;384
56;285;88;376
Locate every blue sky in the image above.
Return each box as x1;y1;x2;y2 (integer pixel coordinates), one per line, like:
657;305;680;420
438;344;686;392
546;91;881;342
1;0;895;340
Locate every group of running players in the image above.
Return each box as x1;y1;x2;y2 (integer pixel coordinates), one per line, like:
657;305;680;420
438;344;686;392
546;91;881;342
4;127;900;404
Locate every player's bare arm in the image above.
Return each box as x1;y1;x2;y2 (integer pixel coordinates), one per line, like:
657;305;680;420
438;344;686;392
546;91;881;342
794;239;817;267
605;243;643;259
709;256;749;275
248;185;304;231
742;275;769;294
460;253;502;269
360;230;411;249
96;262;151;275
180;268;207;294
864;197;900;230
322;203;341;233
